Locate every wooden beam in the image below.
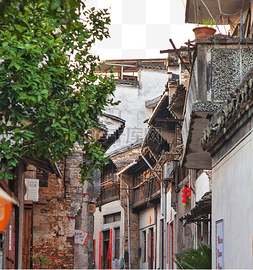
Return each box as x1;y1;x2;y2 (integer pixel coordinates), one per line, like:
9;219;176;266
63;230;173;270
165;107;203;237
155;118;181;122
160;47;192;54
169;39;190;73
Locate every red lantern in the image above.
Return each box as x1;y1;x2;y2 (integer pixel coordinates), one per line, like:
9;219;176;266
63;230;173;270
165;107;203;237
187;192;191;197
182;194;188;199
186;183;189;187
182;198;188;203
182;188;187;193
187;188;191;192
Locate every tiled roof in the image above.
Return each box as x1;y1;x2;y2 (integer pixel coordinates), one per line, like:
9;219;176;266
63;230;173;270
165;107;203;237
201;78;253;150
108;141;142;171
180;191;212;226
168;84;186;119
139;63;166;70
168;72;179;86
116;79;139;86
192;100;223;113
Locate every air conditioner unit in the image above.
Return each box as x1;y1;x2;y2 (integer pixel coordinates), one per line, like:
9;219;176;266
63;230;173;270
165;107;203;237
24;178;39;201
163;162;175;181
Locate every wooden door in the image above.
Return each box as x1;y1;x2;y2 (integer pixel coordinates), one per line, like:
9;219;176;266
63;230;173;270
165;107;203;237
22;202;33;269
6;206;15;269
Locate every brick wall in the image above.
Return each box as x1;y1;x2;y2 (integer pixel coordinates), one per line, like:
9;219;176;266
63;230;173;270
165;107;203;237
29;152;100;269
28;160;75;269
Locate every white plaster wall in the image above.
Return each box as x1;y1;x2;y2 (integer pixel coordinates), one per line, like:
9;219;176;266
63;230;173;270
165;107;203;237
139;207;155;229
139;207;156;269
165;189;176;269
93;201;125;268
212;131;253;269
166;190;172;223
106;69;167;153
181;60;198;149
156;204;161;270
195;171;210;202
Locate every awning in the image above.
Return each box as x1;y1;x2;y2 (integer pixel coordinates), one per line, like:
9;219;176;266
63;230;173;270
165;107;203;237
185;0;250;25
180;191;211;226
0;187;17;232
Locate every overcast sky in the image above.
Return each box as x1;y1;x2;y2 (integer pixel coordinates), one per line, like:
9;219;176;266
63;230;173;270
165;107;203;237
86;0;196;60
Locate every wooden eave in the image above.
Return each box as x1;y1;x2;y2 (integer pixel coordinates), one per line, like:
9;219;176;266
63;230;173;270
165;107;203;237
142;131;171;159
168;85;187;119
98;113;126;152
127;150;156;174
180;191;211;225
20;156;61;177
147;91;171;126
96;58;167;74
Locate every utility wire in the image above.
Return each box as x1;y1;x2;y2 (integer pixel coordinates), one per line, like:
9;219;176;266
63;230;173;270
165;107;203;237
217;0;222;14
200;0;221;33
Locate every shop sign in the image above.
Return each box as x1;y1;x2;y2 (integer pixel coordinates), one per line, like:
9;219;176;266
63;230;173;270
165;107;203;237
216;219;224;269
75;229;90;246
87;203;96;214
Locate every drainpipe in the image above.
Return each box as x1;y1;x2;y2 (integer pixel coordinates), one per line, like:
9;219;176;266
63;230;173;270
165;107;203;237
117;162;136;270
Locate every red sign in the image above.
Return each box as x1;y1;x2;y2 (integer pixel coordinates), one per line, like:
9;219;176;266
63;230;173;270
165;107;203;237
147;233;149;263
109;229;113;269
98;231;102;269
153;231;155;262
93;239;96;267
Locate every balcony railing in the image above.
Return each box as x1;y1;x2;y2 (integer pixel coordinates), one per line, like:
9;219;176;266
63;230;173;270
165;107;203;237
99;183;120;204
132;178;160;208
100;174;118;188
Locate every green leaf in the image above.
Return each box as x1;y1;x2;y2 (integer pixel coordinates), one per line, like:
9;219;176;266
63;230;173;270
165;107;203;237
49;0;61;11
0;0;117;184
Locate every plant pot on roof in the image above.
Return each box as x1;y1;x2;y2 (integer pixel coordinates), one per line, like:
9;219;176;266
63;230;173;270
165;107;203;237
193;19;216;39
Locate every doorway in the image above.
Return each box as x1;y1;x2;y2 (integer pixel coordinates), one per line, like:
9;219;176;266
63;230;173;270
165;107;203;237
149;227;154;269
103;230;111;269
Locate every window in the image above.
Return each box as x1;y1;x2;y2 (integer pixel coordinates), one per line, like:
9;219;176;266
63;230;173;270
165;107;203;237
101;160;116;185
142;230;147;263
103;230;110;269
133;169;148;186
104;212;121;224
114;228;120;259
36;168;48;187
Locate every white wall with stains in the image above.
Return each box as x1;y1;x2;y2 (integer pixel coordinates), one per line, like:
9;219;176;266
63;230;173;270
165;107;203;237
212;131;253;268
106;68;167;153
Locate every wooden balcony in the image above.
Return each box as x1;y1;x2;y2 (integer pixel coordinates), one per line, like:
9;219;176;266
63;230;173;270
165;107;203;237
99;184;120;205
132;178;160;211
98;175;120;205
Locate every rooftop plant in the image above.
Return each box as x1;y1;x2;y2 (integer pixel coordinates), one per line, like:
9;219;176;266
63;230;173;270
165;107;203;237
202;19;215;26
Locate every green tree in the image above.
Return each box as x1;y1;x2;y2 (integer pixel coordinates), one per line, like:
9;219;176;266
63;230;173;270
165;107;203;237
0;0;116;183
174;244;212;269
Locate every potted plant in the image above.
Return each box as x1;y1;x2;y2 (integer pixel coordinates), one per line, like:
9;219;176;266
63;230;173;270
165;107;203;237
193;19;216;39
